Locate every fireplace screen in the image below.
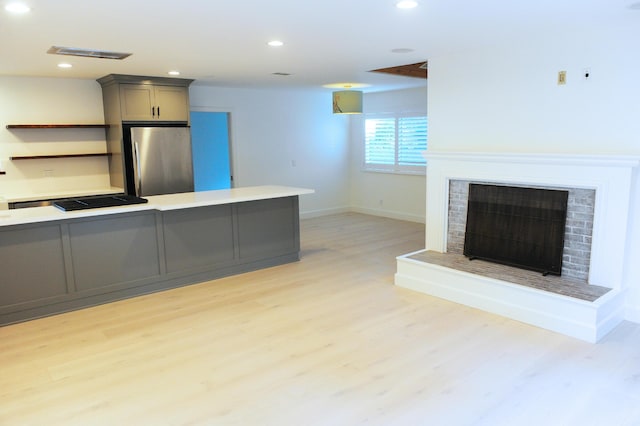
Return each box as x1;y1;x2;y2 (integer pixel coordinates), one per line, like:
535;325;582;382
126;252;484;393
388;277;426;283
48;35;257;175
463;184;569;275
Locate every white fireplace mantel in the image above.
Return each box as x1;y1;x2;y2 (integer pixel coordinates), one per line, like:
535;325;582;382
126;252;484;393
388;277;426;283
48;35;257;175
396;151;640;342
424;152;640;289
424;152;640;168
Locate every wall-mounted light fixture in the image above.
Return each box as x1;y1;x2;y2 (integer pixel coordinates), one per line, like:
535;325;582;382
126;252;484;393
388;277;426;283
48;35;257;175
332;89;363;114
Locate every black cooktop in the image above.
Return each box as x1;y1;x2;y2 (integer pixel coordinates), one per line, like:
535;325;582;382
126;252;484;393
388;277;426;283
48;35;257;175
53;195;148;211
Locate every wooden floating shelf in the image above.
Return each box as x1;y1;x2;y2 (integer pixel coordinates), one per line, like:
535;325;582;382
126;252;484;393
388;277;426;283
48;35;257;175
10;153;111;160
6;124;109;129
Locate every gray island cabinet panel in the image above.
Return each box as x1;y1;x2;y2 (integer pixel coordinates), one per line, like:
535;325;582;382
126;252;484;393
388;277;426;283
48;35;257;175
0;224;68;306
68;212;161;291
162;204;235;273
236;197;299;261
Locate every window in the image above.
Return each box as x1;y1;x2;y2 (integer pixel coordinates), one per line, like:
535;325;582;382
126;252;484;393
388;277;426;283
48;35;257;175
364;113;427;174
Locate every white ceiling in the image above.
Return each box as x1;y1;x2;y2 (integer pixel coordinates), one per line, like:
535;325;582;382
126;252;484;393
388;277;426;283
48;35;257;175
0;0;637;92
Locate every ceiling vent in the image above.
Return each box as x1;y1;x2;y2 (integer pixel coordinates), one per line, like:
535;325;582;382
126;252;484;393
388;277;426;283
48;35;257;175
47;46;132;60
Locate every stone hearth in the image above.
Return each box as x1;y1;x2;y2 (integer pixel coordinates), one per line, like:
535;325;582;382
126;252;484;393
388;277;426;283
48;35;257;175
407;251;609;302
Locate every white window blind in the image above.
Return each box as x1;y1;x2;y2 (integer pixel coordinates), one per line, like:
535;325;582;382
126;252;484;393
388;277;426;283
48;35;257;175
364;114;427;174
365;118;395;165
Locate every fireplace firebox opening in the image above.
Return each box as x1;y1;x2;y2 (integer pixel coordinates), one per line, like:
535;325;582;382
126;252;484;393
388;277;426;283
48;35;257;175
463;184;569;276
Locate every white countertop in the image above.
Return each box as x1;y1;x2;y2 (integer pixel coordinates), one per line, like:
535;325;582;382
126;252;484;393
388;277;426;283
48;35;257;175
0;185;314;227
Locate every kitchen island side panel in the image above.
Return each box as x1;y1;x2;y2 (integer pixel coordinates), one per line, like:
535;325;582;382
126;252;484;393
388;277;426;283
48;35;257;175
236;197;300;261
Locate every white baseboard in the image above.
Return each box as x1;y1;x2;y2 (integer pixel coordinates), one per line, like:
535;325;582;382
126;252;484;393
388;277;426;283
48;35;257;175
300;205;425;223
300;206;349;219
350;206;425;224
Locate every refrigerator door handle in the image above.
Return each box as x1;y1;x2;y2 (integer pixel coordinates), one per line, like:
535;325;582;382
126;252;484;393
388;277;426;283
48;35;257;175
133;141;142;195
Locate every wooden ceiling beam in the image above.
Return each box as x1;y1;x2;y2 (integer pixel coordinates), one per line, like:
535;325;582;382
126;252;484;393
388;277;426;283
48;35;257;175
370;62;427;79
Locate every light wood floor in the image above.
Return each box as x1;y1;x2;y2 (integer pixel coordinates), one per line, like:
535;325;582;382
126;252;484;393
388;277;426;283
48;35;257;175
1;213;639;426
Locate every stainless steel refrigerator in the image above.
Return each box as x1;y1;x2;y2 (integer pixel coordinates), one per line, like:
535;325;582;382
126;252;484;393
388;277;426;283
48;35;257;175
126;126;194;197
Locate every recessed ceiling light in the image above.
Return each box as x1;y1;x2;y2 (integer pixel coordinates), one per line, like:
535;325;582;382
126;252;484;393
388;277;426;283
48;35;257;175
168;70;180;76
57;63;72;69
5;2;31;13
396;0;418;9
267;40;284;47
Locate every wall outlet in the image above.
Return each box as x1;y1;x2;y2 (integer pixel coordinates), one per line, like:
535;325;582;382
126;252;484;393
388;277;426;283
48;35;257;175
42;169;53;177
557;71;567;85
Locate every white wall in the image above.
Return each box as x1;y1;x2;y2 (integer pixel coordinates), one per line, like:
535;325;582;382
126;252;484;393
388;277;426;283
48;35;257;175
427;28;639;154
426;23;640;320
189;86;350;216
0;77;110;199
349;87;427;223
626;168;640;322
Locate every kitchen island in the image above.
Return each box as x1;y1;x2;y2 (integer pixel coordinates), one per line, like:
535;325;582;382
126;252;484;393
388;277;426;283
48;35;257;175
0;185;313;325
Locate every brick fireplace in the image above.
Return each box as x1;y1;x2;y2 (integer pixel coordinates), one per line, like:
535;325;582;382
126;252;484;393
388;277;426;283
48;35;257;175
395;152;640;342
447;180;594;281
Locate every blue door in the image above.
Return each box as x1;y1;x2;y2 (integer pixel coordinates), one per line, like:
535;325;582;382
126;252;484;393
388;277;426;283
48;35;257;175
190;111;232;191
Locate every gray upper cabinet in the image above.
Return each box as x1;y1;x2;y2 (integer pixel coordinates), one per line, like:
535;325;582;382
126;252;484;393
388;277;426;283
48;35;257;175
119;84;190;122
98;74;193;123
